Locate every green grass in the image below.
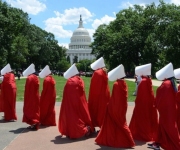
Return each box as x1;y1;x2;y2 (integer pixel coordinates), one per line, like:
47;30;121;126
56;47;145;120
15;75;158;102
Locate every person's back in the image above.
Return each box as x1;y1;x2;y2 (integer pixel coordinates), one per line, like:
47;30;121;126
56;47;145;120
59;75;93;139
130;63;158;142
88;68;110;128
59;64;93;139
23;74;40;130
130;76;158;141
40;75;56;126
1;72;17;121
154;79;180;150
96;79;135;148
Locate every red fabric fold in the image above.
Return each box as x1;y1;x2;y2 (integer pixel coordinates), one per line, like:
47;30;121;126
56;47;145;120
95;79;135;148
88;69;110;128
155;80;180;150
0;83;4;112
1;73;17;121
22;74;40;126
40;75;56;126
129;76;158;142
58;76;93;139
177;85;180;132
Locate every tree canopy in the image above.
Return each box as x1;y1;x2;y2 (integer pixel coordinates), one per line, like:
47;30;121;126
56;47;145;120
91;0;180;76
0;0;69;72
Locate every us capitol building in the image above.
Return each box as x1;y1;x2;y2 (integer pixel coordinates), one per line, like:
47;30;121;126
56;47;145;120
66;15;96;64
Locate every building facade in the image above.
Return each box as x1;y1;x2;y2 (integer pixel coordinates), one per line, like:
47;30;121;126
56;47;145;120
66;15;95;64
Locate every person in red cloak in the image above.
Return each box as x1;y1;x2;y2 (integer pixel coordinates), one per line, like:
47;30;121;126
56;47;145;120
95;65;135;148
129;63;158;142
148;63;180;150
58;64;93;139
0;82;4;113
88;57;110;129
174;68;180;132
22;64;40;130
39;65;56;126
0;64;17;121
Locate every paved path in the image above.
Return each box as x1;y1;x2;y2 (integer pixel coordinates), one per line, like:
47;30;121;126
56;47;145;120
1;102;155;150
0;79;162;150
125;78;162;87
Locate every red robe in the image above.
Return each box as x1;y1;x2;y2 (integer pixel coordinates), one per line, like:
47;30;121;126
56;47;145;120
1;73;17;121
88;69;110;128
155;79;180;150
129;76;158;142
58;76;93;139
22;74;40;127
0;83;4;112
40;75;56;126
95;79;135;148
177;85;180;132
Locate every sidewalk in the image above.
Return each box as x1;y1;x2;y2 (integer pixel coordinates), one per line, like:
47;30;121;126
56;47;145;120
125;78;162;87
1;102;153;150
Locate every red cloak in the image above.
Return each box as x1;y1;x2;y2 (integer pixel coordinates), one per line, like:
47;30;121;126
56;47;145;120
95;79;135;148
22;74;40;127
88;69;110;128
1;73;17;121
58;76;93;139
129;76;158;142
0;83;4;112
177;85;180;132
40;75;56;126
155;79;180;150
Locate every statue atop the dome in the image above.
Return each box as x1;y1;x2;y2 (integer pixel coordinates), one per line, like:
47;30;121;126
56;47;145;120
80;15;82;21
78;15;83;28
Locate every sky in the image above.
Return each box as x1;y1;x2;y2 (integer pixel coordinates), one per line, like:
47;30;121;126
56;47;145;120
3;0;180;49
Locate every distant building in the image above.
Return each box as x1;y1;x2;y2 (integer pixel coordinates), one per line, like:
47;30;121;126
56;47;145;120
66;15;95;64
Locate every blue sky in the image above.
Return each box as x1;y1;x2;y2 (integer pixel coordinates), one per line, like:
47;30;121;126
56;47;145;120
3;0;180;49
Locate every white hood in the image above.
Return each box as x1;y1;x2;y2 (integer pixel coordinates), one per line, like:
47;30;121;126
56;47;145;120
23;63;35;77
156;62;174;80
108;64;126;81
1;63;12;75
174;68;180;79
63;64;79;79
135;63;151;76
90;57;105;70
39;65;51;78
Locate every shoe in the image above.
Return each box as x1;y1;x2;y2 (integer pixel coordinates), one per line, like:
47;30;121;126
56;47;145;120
133;92;136;96
147;142;160;150
147;143;154;147
9;119;16;122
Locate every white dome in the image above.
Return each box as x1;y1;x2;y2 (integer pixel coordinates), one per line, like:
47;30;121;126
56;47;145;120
73;28;90;36
69;15;91;47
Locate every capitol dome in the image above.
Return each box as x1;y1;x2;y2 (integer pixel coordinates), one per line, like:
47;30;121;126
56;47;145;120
66;15;95;65
69;15;91;49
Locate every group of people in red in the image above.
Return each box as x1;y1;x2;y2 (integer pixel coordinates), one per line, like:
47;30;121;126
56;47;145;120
59;58;180;150
0;63;56;130
1;57;180;150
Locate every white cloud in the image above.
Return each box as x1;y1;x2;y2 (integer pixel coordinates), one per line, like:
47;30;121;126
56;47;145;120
58;43;69;49
45;7;94;26
6;0;46;15
87;29;95;40
45;25;72;38
92;15;115;29
120;1;134;9
170;0;180;5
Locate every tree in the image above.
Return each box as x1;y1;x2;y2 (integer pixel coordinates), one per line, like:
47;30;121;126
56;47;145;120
73;56;78;63
91;1;180;75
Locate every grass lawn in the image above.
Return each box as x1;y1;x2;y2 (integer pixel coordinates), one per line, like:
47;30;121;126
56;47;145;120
15;75;158;102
